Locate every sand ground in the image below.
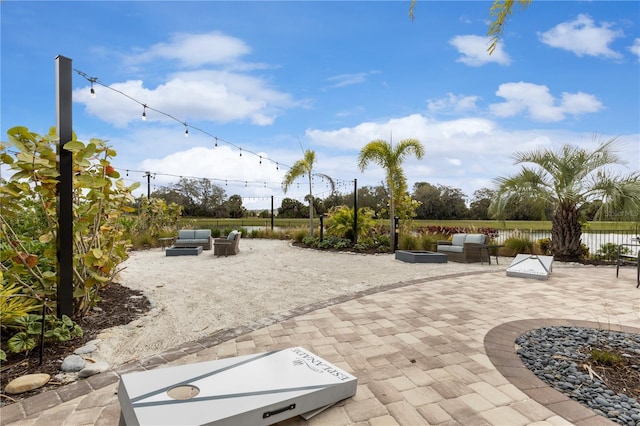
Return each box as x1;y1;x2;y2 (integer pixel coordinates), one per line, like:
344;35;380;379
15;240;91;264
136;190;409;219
95;239;508;367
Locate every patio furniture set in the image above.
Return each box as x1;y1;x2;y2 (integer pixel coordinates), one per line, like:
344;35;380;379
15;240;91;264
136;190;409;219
163;229;241;257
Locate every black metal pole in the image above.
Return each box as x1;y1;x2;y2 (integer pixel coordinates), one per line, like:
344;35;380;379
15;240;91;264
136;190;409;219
145;171;151;198
320;215;324;241
353;178;358;245
55;55;74;318
271;195;274;231
394;216;399;252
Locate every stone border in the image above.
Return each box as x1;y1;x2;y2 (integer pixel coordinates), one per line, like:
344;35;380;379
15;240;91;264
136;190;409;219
485;319;640;426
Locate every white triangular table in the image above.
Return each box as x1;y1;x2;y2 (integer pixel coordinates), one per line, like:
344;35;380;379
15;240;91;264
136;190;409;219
506;254;554;280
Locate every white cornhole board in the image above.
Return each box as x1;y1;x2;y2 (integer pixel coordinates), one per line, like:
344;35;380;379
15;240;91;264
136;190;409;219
118;347;357;426
506;254;554;280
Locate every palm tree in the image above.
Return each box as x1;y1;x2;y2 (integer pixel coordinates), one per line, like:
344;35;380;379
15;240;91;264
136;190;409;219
282;149;335;237
358;138;425;250
409;0;531;54
489;137;640;261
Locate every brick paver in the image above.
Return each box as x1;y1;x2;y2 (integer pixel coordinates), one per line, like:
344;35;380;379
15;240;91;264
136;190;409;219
2;264;639;425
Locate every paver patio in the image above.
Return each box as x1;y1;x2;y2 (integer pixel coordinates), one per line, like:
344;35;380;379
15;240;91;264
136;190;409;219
1;264;639;425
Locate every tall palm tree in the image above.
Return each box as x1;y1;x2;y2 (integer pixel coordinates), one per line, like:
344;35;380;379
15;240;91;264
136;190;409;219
489;137;640;261
358;138;425;250
282;149;335;237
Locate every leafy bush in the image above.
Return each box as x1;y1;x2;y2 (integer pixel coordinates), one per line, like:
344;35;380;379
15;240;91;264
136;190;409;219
537;238;551;255
6;313;82;355
503;236;534;256
399;233;420;250
1;126;139;357
325;205;377;241
594;242;626;261
292;228;309;243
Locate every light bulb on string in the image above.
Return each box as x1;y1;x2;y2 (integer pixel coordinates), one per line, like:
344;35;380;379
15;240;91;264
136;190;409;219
184;124;189;138
89;78;97;98
214;137;218;147
142;105;147;121
259;156;262;165
239;148;242;157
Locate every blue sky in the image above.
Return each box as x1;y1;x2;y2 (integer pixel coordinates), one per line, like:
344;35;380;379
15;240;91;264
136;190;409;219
2;1;639;210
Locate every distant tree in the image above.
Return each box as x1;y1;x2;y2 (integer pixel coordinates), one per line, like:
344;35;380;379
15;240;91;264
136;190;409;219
167;178;226;217
278;198;308;218
358;138;424;249
412;182;467;219
489;137;640;261
282;149;335;236
152;187;187;207
468;188;496;220
258;209;271;219
321;185;388;217
225;194;246;218
413;182;442;219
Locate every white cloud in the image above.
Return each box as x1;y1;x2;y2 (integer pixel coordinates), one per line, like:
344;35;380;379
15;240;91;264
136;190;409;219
119;114;638;209
447;158;462;166
326;72;376;89
127;31;251;68
449;35;511;66
489;82;602;122
538;14;624;59
427;93;480;113
74;33;297;127
629;38;640;61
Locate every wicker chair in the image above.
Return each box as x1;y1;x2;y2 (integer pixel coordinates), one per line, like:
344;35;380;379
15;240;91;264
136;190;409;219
213;231;242;257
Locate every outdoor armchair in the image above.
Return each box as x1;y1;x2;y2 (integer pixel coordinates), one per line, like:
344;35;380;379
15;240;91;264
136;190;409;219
214;230;242;257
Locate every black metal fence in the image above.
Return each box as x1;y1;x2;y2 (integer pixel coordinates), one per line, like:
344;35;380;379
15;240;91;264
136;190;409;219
492;229;639;259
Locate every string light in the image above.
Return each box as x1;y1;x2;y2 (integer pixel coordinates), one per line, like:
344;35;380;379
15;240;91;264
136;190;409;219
89;77;97;98
73;68;343;184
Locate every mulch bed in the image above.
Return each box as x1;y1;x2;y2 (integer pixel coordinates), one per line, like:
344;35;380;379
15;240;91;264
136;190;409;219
0;283;151;406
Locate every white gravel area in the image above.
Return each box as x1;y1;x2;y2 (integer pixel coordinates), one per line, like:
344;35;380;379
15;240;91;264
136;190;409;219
95;239;507;367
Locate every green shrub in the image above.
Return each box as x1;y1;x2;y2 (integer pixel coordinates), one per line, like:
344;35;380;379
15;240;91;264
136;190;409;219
399;234;419;250
537;238;551;255
292;228;308;243
594;242;625;261
504;236;534;255
325;205;377;241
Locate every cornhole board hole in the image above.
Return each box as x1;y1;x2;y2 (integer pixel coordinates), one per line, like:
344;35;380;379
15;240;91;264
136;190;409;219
118;347;357;426
506;254;554;280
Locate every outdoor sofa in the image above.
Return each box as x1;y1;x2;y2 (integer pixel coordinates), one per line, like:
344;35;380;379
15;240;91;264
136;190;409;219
436;233;488;263
174;229;213;250
213;230;242;257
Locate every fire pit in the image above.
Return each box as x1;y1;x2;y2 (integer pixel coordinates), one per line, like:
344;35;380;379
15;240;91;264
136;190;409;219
395;250;447;263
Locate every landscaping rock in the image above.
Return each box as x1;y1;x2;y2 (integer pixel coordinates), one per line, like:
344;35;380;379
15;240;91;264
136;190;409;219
60;354;86;372
74;343;98;355
78;361;109;378
4;374;50;394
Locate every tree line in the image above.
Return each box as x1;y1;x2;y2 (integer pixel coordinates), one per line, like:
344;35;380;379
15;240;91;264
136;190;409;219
147;178;606;222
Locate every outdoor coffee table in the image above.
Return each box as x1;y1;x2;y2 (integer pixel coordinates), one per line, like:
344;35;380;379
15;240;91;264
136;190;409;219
158;237;175;251
165;246;203;256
